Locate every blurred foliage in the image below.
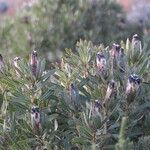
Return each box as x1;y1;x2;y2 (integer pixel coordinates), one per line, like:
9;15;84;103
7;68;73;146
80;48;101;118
127;0;150;29
115;117;134;150
0;0;144;61
0;34;149;149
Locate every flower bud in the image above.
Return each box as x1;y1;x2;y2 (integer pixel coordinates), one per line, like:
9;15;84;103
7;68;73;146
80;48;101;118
110;44;125;72
111;43;121;57
31;106;41;130
132;34;140;43
126;74;141;94
69;83;79;105
132;34;142;52
118;48;125;72
30;50;38;76
96;52;107;73
126;74;142;104
93;100;102;116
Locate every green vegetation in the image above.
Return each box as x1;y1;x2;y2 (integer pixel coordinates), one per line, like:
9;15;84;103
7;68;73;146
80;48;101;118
0;0;142;60
0;0;150;149
0;34;149;149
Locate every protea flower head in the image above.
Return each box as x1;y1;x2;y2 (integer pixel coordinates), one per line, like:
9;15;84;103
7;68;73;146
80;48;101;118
126;74;142;94
110;44;126;72
30;50;38;76
96;52;106;72
126;74;142;104
131;34;142;52
118;48;125;72
94;100;102;113
111;43;121;57
132;34;140;41
113;43;121;51
31;105;41;130
0;54;4;71
93;100;102;116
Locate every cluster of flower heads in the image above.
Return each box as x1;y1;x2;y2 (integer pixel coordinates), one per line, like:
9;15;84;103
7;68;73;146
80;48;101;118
67;34;142;116
31;105;41;131
0;34;143;130
29;51;41;130
93;34;142;113
13;50;38;77
96;42;125;75
0;50;41;131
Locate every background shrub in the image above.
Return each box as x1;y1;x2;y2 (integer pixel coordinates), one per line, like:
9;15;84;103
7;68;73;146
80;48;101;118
0;0;144;61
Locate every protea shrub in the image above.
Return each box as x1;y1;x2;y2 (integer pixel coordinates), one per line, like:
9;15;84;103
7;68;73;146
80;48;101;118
0;35;149;149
